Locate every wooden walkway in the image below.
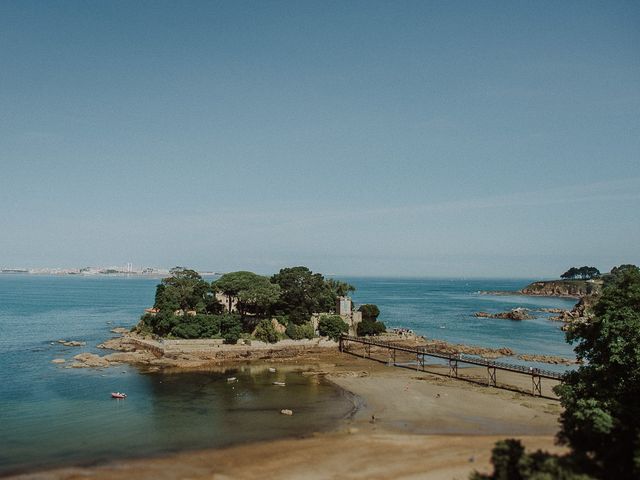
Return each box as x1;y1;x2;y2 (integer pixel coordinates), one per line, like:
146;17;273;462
339;335;564;397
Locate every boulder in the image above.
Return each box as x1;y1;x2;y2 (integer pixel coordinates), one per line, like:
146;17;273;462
51;358;66;364
73;352;110;368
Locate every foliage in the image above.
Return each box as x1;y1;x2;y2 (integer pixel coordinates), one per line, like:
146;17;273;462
253;319;280;343
357;319;386;336
471;439;594;480
554;265;640;479
170;314;221;339
271;266;336;324
325;278;356;297
285;321;315;340
154;267;220;313
358;304;380;321
214;271;279;314
219;314;242;344
235;277;281;317
474;265;640;480
561;266;601;280
317;314;348;341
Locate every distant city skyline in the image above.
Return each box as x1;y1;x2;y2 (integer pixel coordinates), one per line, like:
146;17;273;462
1;1;638;277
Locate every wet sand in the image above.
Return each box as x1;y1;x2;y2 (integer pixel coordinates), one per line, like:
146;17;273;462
9;352;565;480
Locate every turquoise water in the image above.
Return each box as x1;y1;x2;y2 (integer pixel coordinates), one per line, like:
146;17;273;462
0;275;354;475
0;275;577;475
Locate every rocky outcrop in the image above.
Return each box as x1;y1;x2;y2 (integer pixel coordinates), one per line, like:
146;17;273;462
518;354;576;365
417;338;515;359
550;294;598;331
57;340;86;347
519;280;601;298
474;308;533;321
71;353;111;368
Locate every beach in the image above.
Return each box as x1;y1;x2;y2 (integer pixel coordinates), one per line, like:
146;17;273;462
9;352;564;480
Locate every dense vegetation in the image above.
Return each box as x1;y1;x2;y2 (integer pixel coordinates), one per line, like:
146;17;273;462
356;304;387;336
474;264;640;479
136;266;358;343
561;266;601;280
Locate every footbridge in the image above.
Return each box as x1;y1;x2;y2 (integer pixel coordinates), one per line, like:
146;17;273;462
339;335;564;397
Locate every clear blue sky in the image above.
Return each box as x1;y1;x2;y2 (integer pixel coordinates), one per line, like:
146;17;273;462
1;1;638;277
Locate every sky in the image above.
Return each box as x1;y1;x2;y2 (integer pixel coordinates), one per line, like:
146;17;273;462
1;1;639;277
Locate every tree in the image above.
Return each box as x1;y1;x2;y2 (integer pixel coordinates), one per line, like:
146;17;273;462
271;266;335;324
254;319;280;343
357;319;386;336
554;265;640;479
214;271;279;316
235;278;281;317
358;304;380;321
154;267;218;313
219;314;242;344
317;314;348;341
326;278;356;297
561;266;601;280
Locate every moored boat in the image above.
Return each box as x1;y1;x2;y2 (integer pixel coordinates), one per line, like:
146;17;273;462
111;392;127;399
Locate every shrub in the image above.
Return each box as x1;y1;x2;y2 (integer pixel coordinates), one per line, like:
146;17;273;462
357;319;386;336
286;321;315;340
318;314;348;341
358;304;380;321
254;319;280;343
220;314;242;344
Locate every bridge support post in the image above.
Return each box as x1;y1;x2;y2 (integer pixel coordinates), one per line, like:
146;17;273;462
532;373;542;396
487;365;497;387
448;358;458;377
415;351;423;371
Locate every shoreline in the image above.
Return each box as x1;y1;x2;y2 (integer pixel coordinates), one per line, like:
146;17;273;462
12;348;566;479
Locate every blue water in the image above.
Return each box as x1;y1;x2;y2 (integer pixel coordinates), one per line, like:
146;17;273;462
346;277;577;361
0;275;353;475
0;275;577;475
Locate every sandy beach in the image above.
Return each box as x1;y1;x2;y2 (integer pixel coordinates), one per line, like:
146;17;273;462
10;352;565;480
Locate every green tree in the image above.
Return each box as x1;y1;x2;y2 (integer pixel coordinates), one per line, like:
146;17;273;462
357;319;386;336
554;265;640;479
219;314;242;344
154;267;218;313
326;278;356;297
254;319;280;344
271;266;336;324
358;304;380;321
214;271;279;316
561;266;601;280
285;321;315;340
317;314;348;341
235;277;281;317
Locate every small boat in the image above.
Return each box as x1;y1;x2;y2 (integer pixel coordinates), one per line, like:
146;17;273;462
273;381;286;386
111;392;127;399
226;377;237;382
268;367;276;373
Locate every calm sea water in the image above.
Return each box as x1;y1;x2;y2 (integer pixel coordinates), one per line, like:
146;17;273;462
0;275;576;475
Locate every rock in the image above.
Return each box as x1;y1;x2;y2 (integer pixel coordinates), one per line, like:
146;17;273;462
110;327;130;334
280;409;293;416
474;309;533;321
73;352;110;368
518;354;576;365
51;358;66;364
58;340;86;347
519;280;601;298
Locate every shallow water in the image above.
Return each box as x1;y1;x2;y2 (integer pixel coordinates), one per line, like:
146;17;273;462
0;275;576;474
0;276;353;475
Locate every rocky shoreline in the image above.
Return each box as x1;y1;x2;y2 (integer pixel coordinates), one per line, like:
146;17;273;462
474;308;533;321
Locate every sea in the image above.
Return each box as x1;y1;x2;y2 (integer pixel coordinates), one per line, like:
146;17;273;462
0;274;577;475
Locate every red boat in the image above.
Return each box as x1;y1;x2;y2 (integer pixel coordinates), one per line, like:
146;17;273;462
111;392;127;399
